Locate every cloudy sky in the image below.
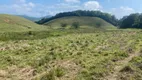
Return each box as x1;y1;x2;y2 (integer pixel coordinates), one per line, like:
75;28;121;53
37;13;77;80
0;0;141;18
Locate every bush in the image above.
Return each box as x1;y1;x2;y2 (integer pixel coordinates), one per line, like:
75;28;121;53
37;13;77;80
120;65;134;73
61;23;67;28
55;67;65;77
28;31;32;35
96;23;101;27
71;22;80;29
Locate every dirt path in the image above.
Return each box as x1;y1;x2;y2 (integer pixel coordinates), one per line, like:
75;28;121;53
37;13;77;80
104;52;141;80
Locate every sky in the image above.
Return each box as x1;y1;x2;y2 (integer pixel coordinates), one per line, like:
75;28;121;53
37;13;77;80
0;0;141;19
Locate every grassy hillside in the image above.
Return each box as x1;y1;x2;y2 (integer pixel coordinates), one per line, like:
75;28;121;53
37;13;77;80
45;16;116;29
0;14;47;32
0;29;142;80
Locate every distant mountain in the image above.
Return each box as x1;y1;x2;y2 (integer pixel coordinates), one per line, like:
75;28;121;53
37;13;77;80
17;15;41;21
17;15;51;22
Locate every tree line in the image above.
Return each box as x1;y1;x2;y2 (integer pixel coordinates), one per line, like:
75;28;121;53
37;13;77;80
36;10;118;26
37;10;142;29
119;13;142;29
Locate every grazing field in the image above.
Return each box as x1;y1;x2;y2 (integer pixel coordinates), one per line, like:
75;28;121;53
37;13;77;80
0;29;142;80
0;14;48;32
44;16;116;29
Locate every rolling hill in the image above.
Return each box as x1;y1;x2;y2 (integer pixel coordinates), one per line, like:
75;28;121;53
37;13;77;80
37;10;118;26
0;14;47;32
44;16;116;29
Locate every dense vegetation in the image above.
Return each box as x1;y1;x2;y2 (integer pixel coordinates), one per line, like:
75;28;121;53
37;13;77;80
119;13;142;29
37;10;118;26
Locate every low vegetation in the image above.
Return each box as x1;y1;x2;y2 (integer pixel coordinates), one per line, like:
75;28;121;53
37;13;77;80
0;10;142;80
0;14;48;32
44;16;116;29
0;29;142;80
71;22;80;29
60;23;67;28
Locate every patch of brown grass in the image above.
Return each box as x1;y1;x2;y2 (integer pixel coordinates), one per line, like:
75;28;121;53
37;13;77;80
0;66;36;80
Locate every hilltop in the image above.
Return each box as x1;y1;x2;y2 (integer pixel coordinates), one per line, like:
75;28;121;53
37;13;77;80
37;10;118;26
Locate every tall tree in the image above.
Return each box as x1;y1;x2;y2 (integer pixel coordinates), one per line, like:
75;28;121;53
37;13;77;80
119;13;142;29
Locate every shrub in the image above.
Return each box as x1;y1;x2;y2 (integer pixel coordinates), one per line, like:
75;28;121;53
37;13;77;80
71;22;80;29
96;23;101;27
61;23;67;28
28;31;32;35
120;65;134;73
55;67;65;77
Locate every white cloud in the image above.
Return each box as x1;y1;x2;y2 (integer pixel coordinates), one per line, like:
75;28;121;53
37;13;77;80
0;0;103;17
84;1;102;10
120;6;134;12
41;1;102;16
111;6;135;18
0;0;139;19
64;0;80;3
36;3;82;16
0;0;38;17
12;1;35;12
28;2;35;8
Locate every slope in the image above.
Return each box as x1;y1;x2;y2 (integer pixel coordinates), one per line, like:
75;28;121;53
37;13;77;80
0;14;47;32
44;16;116;30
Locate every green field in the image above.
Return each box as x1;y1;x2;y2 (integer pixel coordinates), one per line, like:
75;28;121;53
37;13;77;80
0;14;142;80
0;14;48;32
0;29;142;80
44;16;116;30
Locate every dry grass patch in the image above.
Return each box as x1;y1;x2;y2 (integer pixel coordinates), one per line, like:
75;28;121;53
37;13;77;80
0;66;35;80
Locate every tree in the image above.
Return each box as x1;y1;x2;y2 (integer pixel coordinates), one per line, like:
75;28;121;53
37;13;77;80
132;15;140;28
119;13;142;29
71;22;80;29
60;23;67;28
96;22;101;27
